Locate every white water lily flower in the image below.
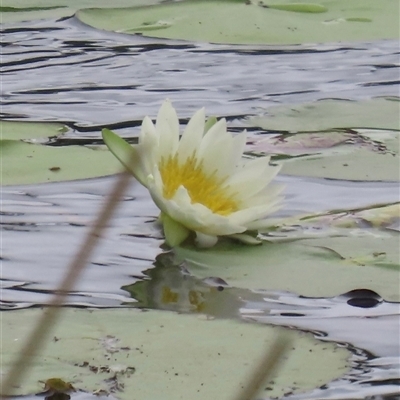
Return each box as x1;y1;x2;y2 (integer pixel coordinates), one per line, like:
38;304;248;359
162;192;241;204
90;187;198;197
103;100;284;248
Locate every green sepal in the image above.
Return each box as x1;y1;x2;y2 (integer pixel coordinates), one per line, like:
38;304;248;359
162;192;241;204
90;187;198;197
162;213;190;247
102;128;147;186
204;116;218;133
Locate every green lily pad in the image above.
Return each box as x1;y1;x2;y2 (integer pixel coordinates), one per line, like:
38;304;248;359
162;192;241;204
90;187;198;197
1;139;122;185
1;308;349;398
0;0;158;23
249;98;400;133
279;146;400;181
247;98;400;181
76;0;399;45
0;120;68;141
247;131;354;156
358;129;400;154
174;231;400;301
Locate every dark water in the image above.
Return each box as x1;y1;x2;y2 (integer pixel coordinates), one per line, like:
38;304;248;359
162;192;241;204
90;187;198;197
1;11;399;400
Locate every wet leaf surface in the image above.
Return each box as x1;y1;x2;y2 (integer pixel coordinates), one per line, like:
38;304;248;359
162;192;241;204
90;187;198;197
1;138;122;186
76;0;399;45
1;121;68;141
174;231;400;301
0;0;157;22
249;98;400;133
247;98;400;181
1;308;349;399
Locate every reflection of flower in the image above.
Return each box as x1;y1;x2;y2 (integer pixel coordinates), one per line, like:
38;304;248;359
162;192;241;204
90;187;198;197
103;100;283;247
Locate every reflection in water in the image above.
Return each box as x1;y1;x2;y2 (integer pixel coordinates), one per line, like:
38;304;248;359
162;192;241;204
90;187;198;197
123;252;249;317
123;252;399;399
44;394;70;400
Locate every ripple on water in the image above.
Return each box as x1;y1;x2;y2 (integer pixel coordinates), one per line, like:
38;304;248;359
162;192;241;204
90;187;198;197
2;174;399;309
2;17;399;127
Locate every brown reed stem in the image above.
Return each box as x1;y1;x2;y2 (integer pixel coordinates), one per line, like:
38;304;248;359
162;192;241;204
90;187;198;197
1;171;132;397
233;334;290;400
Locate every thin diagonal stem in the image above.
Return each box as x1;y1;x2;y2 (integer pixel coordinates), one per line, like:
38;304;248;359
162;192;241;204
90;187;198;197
233;335;290;400
1;171;132;397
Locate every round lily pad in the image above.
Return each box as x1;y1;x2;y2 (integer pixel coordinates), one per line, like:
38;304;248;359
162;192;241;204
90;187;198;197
174;232;400;302
280;146;400;181
0;0;157;23
1;139;122;185
77;0;399;45
249;98;400;133
1;120;68;141
1;308;350;398
247;98;400;181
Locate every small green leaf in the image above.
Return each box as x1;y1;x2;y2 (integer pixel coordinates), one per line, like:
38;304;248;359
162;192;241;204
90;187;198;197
162;213;190;247
101;128;147;186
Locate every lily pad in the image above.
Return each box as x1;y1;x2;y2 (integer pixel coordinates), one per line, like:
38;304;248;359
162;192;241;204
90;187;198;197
358;129;400;154
247;98;400;181
77;0;399;45
249;98;400;133
0;0;158;23
247;131;354;156
1;139;122;185
1;308;350;399
174;231;400;301
0;120;68;141
280;146;400;181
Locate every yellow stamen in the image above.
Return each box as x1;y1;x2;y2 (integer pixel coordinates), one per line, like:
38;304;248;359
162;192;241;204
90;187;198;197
159;154;238;216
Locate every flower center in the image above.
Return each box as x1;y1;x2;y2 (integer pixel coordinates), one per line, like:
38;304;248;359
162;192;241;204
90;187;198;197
159;154;239;216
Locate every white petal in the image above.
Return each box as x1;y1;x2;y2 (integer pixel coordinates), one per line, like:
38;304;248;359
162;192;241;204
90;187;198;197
139;116;157;144
178;107;205;162
197;118;227;160
199;131;233;177
196;118;243;178
146;170;168;214
229;199;282;227
138;116;158;176
229;131;247;168
242;183;285;208
225;157;280;201
217;131;248;177
161;186;247;236
195;232;218;248
246;206;283;230
156;99;180;159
